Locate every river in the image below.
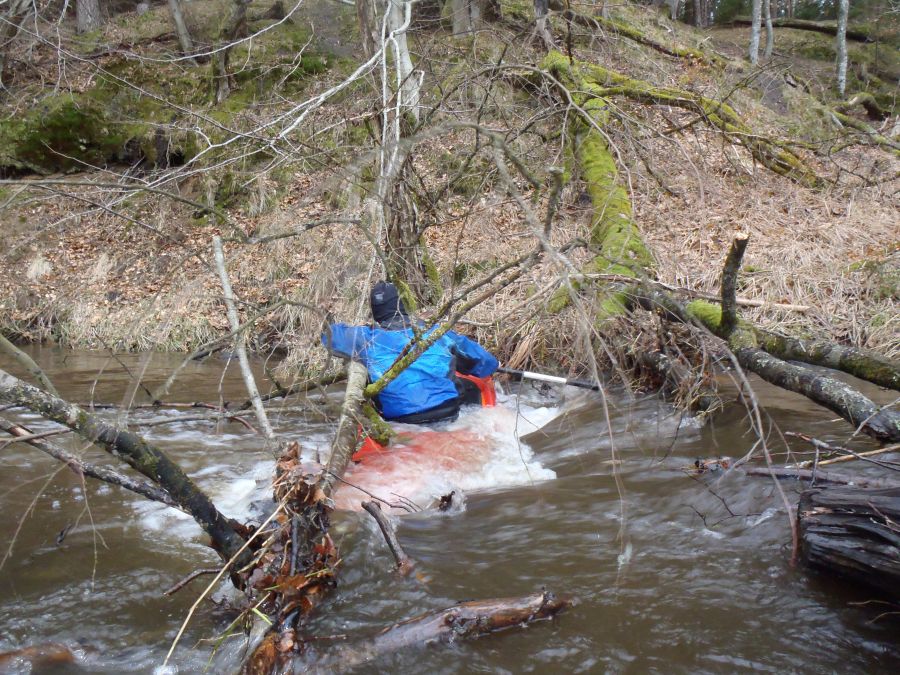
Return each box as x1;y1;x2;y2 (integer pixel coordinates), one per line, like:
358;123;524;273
0;346;897;673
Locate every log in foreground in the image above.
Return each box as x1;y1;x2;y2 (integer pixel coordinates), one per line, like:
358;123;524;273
798;486;900;598
304;592;573;672
0;368;250;568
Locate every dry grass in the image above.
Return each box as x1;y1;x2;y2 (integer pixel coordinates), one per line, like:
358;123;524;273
0;2;897;380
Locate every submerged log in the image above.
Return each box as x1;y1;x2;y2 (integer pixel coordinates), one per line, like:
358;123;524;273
798;487;900;598
307;592;573;672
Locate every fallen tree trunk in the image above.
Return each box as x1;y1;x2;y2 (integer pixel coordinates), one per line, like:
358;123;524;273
730;17;876;42
307;592;573;672
798;486;900;598
745;467;898;489
0;368;251;569
542;51;825;190
0;418;177;507
632;239;900;442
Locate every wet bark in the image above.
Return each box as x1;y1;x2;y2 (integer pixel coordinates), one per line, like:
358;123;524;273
734;347;900;442
307;592;573;672
0;418;177;507
798;486;900;598
362;500;415;575
0;368;250;568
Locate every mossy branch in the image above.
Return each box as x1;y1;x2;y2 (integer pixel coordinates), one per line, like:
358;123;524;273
720;233;750;335
541;53;654;316
542;51;825;189
0;368;252;567
561;11;727;68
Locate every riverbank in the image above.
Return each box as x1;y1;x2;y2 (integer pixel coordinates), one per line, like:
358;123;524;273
1;2;897;377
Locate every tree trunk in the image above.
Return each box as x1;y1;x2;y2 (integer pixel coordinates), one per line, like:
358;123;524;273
669;0;680;21
451;0;483;35
730;17;874;43
763;0;774;59
76;0;103;34
749;0;762;65
836;0;849;96
798;486;900;598
167;0;198;64
0;0;34;86
212;0;249;103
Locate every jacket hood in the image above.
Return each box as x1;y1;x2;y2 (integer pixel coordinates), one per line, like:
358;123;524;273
370;281;410;328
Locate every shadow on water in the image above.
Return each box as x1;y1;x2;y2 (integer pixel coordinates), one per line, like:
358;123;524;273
0;347;898;673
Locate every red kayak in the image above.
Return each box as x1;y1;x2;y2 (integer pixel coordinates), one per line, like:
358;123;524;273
354;374;496;462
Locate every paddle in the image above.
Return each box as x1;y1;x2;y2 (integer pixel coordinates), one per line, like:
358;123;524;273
496;367;601;391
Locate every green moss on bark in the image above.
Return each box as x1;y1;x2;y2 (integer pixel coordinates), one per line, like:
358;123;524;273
542;52;654;319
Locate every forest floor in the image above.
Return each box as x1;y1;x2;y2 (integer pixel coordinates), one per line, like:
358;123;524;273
0;2;897;383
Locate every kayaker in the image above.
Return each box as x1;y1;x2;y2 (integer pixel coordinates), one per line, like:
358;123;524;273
322;281;498;424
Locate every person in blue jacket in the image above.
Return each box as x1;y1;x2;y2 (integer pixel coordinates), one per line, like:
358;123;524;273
322;281;499;424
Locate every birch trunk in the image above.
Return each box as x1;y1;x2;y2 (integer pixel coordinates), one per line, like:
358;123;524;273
749;0;762;65
763;0;774;59
836;0;849;96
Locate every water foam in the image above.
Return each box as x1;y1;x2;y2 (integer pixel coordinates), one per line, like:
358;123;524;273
333;397;558;512
131;395;561;541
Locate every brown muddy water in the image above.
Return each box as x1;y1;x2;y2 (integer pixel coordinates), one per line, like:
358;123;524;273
0;346;898;673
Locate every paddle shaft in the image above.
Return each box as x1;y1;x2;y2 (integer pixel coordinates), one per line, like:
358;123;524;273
497;367;600;391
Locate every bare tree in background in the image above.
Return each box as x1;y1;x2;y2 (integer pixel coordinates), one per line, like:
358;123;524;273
76;0;103;33
212;0;250;103
836;0;849;95
0;0;36;86
451;0;482;34
764;0;774;59
167;0;197;63
749;0;762;64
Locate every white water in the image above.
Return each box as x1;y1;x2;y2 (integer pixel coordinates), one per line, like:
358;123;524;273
131;394;562;538
334;396;559;512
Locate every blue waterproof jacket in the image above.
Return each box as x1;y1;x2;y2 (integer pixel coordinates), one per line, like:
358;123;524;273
322;323;498;420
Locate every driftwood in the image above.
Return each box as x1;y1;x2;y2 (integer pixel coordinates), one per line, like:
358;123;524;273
745;467;898;489
307;592;573;672
362;500;416;575
240;361;368;674
798;486;900;598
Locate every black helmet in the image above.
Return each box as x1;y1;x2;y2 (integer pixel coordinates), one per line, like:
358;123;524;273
370;281;410;328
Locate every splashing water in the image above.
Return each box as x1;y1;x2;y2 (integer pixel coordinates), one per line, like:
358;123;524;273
333;397;559;512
